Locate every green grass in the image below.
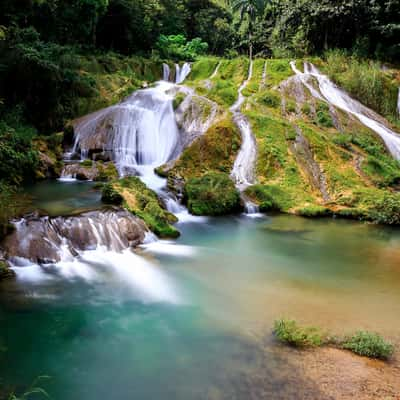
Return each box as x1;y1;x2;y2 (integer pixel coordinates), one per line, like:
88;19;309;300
273;319;325;347
274;319;395;360
341;331;394;360
323;49;399;121
188;57;220;81
296;205;332;217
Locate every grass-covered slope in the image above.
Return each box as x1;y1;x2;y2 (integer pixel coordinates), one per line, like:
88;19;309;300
165;56;400;224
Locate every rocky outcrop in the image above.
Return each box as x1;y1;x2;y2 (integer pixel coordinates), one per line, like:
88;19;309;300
2;209;147;264
60;161;118;181
0;251;15;280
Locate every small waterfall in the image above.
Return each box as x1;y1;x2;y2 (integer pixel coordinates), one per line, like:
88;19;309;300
210;61;221;79
291;62;400;160
6;211;180;303
397;87;400;117
163;63;171;81
175;63;191;84
230;60;258;192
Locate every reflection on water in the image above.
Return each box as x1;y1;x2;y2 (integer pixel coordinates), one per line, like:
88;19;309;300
1;214;400;399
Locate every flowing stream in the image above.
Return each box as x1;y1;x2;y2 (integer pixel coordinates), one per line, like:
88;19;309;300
291;61;400;160
229;60;260;215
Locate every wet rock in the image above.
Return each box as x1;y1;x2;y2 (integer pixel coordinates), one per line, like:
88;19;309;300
0;258;15;281
61;161;118;181
2;209;147;264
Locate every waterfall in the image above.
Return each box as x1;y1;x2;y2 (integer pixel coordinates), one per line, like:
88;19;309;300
73;81;181;181
397;88;400;117
163;63;171;81
291;62;400;160
6;210;180;303
230;60;258;191
210;61;221;79
175;63;191;84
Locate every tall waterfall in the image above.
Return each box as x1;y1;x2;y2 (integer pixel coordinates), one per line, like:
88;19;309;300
230;60;258;190
291;62;400;160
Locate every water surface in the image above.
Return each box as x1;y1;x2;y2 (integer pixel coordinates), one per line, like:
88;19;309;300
1;215;400;399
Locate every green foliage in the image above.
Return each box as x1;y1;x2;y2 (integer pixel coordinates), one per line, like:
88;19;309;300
101;183;123;205
273;319;324;347
256;90;280;108
173;93;187;110
365;192;400;225
324;50;399;119
156;34;208;61
0;118;38;185
341;331;394;360
185;172;241;216
315;102;333;128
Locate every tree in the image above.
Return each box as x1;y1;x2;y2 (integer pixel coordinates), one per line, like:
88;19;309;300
230;0;268;59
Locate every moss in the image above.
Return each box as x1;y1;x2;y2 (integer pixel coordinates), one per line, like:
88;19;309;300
81;159;93;168
101;183;123;205
245;184;292;212
106;177;179;238
255;90;281;108
95;163;119;182
0;261;15;281
265;59;293;87
315;102;334;128
173;92;187;110
184;172;241;216
168;117;241;181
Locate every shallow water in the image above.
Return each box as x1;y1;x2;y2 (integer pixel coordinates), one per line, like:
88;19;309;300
23;180;102;216
1;214;400;399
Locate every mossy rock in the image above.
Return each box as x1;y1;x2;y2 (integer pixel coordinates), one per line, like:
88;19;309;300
103;177;179;238
184;172;241;216
0;261;15;281
296;205;332;218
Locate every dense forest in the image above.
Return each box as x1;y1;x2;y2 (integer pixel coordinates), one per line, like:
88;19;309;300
0;0;399;235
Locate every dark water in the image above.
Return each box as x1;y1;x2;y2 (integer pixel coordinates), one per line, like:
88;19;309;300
1;213;400;399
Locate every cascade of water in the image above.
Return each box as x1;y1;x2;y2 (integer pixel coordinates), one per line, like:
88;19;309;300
73;81;181;178
397;87;400;117
163;63;171;81
230;60;258;192
291;62;400;160
210;61;221;79
175;63;191;84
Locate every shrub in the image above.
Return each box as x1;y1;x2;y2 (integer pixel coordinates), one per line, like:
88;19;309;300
365;192;400;225
341;331;394;360
156;34;208;61
185;172;241;216
273;319;324;347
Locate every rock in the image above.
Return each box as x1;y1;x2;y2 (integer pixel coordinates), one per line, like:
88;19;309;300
0;251;15;280
60;161;118;181
2;209;148;264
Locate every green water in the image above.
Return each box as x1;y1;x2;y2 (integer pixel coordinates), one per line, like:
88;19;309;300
23;180;102;216
1;215;400;399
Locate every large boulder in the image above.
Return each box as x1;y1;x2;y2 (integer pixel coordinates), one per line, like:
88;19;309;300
2;209;147;264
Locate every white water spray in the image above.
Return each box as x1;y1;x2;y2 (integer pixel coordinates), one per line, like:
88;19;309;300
163;63;171;81
175;63;192;84
291;61;400;160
